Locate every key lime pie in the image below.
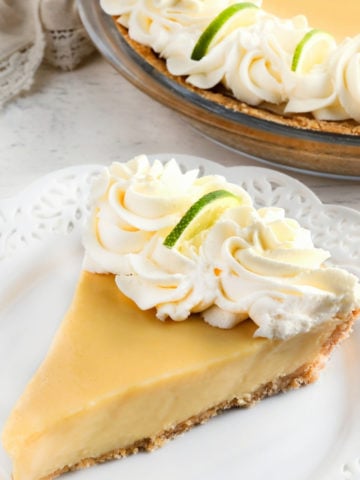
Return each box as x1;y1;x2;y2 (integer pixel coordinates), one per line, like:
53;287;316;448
2;156;360;480
100;0;360;131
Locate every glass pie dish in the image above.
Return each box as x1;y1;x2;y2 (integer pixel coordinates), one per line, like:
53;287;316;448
77;0;360;179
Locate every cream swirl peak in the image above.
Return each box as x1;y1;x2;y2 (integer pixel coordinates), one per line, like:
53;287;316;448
83;155;197;273
100;0;360;122
83;155;251;273
83;157;360;340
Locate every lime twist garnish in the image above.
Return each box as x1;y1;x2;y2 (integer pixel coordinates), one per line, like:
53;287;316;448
191;2;259;61
291;29;336;73
163;189;241;249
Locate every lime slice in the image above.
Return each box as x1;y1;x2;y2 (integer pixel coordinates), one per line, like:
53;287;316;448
191;2;259;61
291;29;336;73
163;189;241;248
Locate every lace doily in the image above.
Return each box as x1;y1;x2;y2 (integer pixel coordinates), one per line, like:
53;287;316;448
0;164;103;261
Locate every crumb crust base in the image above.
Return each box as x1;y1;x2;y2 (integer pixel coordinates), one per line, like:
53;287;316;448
115;23;360;136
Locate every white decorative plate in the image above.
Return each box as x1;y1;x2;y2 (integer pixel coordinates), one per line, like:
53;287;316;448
0;154;359;480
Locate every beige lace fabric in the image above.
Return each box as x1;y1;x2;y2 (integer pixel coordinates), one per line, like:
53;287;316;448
0;0;95;107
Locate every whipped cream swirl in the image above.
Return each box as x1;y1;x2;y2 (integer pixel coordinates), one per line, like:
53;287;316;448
101;0;360;122
286;35;360;121
84;157;360;339
83;155;199;273
83;155;251;273
200;207;359;338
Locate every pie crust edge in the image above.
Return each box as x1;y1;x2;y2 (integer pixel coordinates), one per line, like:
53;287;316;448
114;23;360;136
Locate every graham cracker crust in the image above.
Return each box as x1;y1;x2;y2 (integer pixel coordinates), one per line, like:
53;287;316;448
41;311;358;480
114;22;360;136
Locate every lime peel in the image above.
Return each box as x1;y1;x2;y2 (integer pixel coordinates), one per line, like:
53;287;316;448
191;2;259;61
163;189;241;248
291;28;336;73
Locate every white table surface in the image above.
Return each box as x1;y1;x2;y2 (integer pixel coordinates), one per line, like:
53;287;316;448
0;55;359;212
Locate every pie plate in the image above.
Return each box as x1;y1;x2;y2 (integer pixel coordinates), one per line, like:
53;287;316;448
77;0;360;180
0;155;360;480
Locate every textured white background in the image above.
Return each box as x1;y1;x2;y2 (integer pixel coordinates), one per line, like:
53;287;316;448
0;55;359;210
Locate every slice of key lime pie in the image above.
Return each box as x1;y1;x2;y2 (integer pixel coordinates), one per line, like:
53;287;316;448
2;156;360;480
100;0;360;128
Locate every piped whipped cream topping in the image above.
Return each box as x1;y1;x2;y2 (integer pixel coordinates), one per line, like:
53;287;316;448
83;155;251;273
83;156;360;340
100;0;360;122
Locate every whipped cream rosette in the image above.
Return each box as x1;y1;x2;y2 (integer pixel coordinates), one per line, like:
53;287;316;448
200;207;359;338
84;157;360;339
83;155;199;272
83;155;250;273
115;235;219;321
285;35;360;122
102;0;252;53
167;13;308;105
331;35;360;123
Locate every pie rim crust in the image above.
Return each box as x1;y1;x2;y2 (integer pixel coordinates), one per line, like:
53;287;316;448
114;22;360;137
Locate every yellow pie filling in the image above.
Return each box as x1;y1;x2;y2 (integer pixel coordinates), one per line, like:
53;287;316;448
2;272;347;480
264;0;360;41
